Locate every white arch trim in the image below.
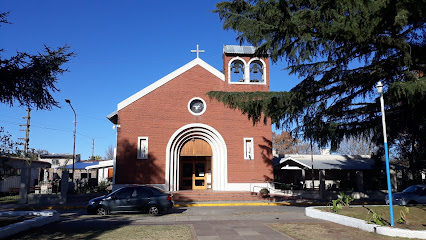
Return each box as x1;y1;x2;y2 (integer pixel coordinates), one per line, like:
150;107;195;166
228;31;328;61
248;57;267;84
165;123;228;191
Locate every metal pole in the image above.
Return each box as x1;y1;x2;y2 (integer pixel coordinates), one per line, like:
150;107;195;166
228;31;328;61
377;81;394;226
65;99;76;190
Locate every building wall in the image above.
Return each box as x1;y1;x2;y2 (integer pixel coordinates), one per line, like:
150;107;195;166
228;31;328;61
116;62;273;187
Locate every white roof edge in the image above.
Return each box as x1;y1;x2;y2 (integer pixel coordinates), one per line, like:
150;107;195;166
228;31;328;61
279;157;312;169
117;58;225;111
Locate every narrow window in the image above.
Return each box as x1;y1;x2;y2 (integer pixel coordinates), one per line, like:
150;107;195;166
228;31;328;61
244;138;254;160
137;137;148;159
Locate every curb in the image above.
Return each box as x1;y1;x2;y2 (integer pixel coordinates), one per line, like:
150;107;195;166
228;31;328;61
305;206;426;239
0;211;60;239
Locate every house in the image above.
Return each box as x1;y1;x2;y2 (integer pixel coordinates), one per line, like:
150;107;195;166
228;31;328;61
39;153;81;181
274;153;403;191
85;160;113;184
0;156;51;193
107;45;273;192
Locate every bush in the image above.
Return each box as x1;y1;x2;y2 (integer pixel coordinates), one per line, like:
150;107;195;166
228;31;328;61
259;188;269;197
97;180;112;193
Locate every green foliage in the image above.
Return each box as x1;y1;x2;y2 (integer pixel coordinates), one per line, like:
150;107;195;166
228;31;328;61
0;12;74;110
97;180;112;193
397;207;409;224
259;188;269;197
339;192;354;208
327;193;353;212
211;0;426;178
367;209;388;226
328;199;343;213
88;155;103;161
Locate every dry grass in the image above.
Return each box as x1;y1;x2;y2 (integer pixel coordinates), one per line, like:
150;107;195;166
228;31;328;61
12;224;193;240
320;205;426;230
270;222;408;240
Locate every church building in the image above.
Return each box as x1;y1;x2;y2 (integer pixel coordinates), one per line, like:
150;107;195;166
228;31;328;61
107;45;273;192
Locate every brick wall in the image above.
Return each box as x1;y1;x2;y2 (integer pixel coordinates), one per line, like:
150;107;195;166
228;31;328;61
116;58;273;186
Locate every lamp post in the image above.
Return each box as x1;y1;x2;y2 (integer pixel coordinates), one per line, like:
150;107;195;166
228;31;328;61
65;99;76;188
376;81;394;226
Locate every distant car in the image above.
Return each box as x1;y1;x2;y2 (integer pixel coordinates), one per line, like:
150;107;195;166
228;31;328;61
87;185;173;215
385;185;426;205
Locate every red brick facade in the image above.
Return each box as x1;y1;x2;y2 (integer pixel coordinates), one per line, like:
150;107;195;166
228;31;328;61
113;50;273;191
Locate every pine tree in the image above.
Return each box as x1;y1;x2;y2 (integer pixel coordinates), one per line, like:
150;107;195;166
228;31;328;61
209;0;426;181
0;12;74;110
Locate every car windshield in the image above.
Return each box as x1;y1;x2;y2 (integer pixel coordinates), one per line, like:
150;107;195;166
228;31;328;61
402;186;420;194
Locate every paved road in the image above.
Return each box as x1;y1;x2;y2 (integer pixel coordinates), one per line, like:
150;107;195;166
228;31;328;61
14;205;321;240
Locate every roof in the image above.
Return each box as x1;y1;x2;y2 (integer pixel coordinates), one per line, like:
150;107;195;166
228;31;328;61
275;154;405;170
59;161;98;170
85;160;114;170
111;58;224;115
276;154;375;170
223;45;257;54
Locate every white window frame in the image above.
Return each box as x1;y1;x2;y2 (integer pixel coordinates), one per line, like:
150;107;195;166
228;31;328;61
187;97;207;116
137;137;149;159
244;137;254;160
247;58;267;84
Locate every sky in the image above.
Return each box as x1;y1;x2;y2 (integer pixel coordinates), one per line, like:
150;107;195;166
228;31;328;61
1;0;300;160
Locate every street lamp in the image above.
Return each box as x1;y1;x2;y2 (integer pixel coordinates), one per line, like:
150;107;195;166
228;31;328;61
376;81;394;226
65;99;77;189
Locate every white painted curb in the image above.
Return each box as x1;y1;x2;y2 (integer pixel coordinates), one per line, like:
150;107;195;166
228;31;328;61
0;211;60;239
305;207;426;239
305;206;378;232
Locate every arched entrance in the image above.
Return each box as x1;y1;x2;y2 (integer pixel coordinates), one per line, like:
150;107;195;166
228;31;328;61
165;123;227;191
180;139;212;190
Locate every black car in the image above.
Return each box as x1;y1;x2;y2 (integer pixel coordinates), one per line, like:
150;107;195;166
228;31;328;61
87;185;173;215
385;185;426;205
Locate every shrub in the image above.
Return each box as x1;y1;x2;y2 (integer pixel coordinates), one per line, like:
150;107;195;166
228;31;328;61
259;188;269;197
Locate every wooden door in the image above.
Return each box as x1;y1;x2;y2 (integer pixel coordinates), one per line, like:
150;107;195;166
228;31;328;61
193;162;206;190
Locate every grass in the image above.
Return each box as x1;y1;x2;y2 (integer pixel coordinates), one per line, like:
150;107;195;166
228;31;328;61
320;205;426;230
0;195;19;204
270;223;408;240
12;224;193;240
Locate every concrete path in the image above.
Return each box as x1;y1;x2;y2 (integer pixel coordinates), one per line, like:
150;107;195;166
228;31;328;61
10;205;320;239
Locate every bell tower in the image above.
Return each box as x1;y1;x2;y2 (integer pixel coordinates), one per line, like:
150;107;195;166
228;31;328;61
223;45;270;89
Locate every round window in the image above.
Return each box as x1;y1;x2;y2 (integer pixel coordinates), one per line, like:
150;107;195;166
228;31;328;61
188;97;206;116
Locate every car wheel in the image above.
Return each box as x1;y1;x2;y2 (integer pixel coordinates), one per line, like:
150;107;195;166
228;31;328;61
148;205;160;216
96;206;108;216
408;200;418;205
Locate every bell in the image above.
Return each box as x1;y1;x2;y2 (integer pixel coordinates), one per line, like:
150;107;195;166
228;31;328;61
233;68;240;74
251;64;260;73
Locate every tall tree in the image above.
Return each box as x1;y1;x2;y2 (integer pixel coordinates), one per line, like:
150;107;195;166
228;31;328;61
209;0;426;181
0;12;74;110
336;134;377;155
104;145;115;160
273;131;319;155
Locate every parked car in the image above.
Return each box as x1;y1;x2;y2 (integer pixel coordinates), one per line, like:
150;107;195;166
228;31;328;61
385;185;426;205
87;185;173;215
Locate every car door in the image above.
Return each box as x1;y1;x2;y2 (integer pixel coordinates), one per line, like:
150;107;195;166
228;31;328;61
108;187;134;212
132;187;154;211
419;186;426;204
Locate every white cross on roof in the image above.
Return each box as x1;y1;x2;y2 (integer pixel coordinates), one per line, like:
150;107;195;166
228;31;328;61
191;44;205;58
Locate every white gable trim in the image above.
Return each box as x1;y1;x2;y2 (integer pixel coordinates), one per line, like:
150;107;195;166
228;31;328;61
117;58;225;111
279;157;312;169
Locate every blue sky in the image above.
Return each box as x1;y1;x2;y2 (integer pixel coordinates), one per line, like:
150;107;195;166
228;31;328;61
1;1;299;160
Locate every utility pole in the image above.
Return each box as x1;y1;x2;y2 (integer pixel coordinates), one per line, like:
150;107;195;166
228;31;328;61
18;108;31;204
19;109;31;156
92;139;95;159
